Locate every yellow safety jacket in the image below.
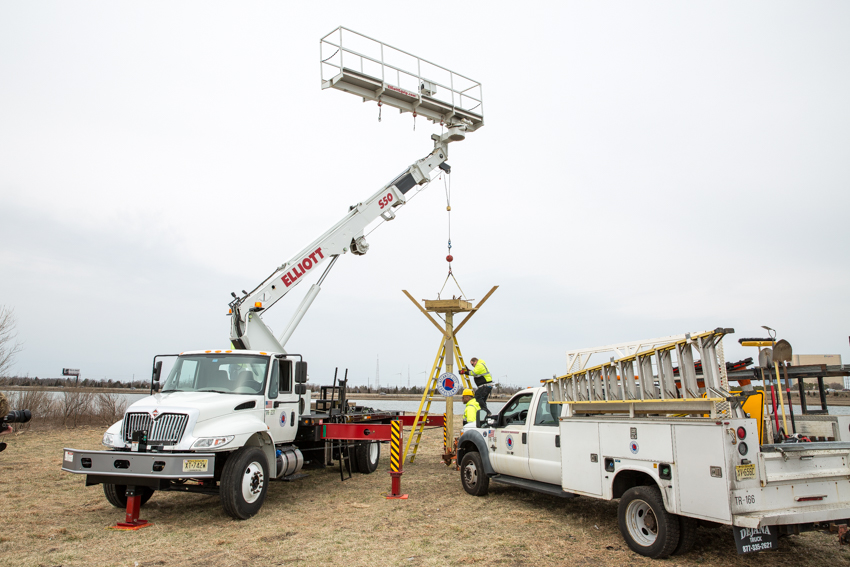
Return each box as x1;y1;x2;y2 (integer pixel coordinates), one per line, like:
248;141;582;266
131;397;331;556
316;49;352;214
470;360;493;384
463;398;481;424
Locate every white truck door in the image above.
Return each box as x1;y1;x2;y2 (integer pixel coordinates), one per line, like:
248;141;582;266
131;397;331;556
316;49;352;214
527;391;562;485
672;424;731;522
560;420;603;496
491;392;534;478
264;359;299;444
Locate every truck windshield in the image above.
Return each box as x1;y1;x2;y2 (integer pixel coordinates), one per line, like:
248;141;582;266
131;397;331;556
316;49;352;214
161;354;269;395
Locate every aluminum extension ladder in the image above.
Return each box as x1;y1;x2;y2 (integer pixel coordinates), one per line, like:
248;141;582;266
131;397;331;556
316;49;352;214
545;328;738;418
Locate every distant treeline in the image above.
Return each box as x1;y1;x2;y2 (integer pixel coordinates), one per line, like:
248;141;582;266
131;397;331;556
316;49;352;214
3;388;128;430
0;376;149;389
0;376;527;396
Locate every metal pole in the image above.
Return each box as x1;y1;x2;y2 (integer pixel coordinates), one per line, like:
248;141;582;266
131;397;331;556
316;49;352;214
758;365;771;442
774;362;788;435
797;375;808;415
783;362;795;434
386;419;407;499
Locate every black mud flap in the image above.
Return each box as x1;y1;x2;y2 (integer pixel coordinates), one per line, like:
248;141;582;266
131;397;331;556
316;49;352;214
733;525;779;554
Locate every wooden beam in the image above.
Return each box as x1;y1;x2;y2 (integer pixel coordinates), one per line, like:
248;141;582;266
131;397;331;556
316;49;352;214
402;290;447;337
454;285;498;335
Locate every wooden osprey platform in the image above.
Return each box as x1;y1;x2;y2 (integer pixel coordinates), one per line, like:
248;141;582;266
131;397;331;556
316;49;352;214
400;286;498;466
423;298;474;313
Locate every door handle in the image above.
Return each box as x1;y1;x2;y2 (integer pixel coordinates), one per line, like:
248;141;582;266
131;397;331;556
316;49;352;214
522;433;527;444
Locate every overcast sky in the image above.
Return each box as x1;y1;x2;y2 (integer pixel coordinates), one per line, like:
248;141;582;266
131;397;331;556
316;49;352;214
1;2;848;389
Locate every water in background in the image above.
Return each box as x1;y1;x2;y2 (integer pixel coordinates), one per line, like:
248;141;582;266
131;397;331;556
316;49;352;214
352;399;506;415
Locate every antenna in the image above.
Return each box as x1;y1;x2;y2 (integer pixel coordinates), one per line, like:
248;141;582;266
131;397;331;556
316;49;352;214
320;27;484;132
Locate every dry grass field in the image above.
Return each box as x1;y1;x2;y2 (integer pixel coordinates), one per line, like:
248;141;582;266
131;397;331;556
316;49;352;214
1;421;849;567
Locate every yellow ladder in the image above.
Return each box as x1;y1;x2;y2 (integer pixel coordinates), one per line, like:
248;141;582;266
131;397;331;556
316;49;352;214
403;336;470;464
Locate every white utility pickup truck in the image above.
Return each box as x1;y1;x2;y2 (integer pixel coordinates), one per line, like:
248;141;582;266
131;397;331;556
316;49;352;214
457;384;850;558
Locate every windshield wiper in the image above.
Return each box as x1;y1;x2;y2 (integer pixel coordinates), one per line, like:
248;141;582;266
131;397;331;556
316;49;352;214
161;389;183;393
199;389;227;394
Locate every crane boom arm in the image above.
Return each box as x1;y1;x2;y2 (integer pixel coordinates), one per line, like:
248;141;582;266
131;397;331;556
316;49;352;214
229;133;456;352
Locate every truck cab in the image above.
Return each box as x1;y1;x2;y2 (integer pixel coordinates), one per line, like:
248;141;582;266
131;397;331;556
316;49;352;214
458;387;566;496
62;350;391;520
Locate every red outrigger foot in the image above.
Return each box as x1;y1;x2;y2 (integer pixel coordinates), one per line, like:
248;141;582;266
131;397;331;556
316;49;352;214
107;492;153;531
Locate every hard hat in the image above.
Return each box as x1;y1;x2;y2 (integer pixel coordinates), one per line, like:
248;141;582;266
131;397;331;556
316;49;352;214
462;389;474;397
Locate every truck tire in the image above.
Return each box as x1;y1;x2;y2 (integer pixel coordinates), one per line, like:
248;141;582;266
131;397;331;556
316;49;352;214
618;485;679;558
460;451;489;496
355;441;380;474
103;484;155;508
673;515;698;555
220;446;269;520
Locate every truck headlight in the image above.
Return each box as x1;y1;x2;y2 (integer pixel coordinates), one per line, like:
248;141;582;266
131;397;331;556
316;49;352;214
192;436;234;449
102;432;116;447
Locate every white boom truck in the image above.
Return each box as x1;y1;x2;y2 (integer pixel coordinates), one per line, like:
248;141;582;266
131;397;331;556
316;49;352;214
457;328;850;558
61;27;484;521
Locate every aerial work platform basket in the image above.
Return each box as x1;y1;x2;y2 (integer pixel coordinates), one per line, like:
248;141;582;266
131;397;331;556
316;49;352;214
320;27;484;131
545;328;738;418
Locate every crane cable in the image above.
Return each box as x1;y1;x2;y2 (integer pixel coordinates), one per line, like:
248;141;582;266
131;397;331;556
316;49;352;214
438;169;467;300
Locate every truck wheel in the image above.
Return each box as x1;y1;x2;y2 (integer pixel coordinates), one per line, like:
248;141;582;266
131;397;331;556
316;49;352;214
460;452;489;496
618;485;679;558
355;441;380;474
220;446;269;520
673;515;698;555
103;484;155;508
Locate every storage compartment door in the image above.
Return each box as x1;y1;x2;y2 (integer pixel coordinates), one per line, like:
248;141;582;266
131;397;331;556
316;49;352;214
560;421;602;496
673;425;731;522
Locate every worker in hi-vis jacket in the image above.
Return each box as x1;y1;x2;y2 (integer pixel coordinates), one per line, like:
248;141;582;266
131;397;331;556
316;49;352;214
461;389;481;426
459;357;493;412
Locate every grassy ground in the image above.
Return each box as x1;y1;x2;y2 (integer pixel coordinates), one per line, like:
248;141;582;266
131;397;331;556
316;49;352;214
1;422;849;567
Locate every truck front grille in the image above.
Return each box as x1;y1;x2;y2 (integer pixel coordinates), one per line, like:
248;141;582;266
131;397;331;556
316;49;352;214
123;412;189;445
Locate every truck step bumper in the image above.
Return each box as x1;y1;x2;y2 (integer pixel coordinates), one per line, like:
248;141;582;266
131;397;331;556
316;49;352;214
734;501;850;528
62;448;216;479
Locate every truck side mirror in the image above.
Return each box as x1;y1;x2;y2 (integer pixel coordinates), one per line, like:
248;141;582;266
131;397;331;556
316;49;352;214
151;360;162;392
294;384;307;395
475;408;491;429
295;361;308;384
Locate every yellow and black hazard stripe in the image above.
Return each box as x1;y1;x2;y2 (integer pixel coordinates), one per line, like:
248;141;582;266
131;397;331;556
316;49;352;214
390;420;402;472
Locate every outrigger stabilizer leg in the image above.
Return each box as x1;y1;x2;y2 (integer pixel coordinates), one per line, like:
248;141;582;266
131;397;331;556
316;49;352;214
108;486;152;531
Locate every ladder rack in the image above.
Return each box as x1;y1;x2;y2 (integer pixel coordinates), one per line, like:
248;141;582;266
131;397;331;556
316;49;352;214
320;27;484;131
545;328;737;418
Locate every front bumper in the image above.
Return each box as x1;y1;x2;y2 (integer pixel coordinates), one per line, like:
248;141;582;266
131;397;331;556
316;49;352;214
62;448;216;480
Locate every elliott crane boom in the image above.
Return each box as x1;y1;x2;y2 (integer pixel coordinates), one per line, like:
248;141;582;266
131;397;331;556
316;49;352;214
229;26;484;354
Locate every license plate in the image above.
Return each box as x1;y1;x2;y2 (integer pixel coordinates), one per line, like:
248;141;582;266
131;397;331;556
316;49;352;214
182;459;209;473
736;463;756;481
